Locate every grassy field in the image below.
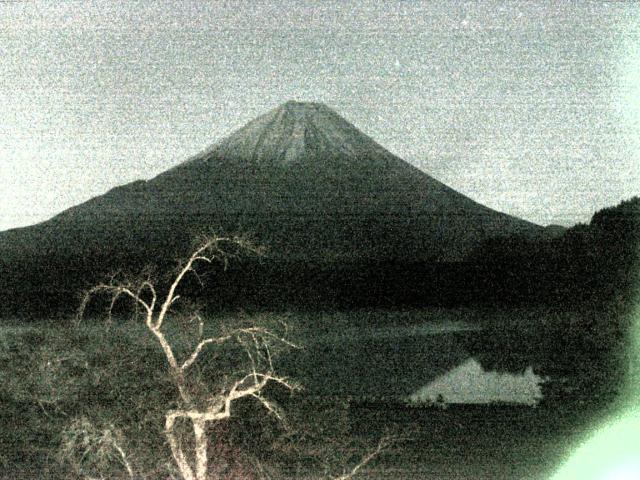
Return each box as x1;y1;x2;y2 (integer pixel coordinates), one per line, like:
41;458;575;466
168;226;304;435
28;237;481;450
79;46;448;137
0;306;627;479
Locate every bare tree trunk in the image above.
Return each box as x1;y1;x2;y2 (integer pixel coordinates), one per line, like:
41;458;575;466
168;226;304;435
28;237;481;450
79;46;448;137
166;413;195;480
150;326;194;405
193;417;209;480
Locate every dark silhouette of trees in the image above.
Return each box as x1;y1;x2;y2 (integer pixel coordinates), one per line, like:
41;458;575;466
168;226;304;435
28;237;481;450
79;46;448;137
469;196;640;307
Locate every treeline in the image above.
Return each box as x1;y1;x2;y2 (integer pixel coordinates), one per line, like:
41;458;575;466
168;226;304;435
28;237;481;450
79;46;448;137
185;197;639;312
468;196;639;309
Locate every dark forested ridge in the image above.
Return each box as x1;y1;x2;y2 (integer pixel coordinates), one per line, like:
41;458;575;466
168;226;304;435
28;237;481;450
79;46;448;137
469;196;640;308
0;198;637;318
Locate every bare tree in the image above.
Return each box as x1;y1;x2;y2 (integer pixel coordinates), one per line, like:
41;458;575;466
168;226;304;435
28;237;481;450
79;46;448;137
78;235;299;480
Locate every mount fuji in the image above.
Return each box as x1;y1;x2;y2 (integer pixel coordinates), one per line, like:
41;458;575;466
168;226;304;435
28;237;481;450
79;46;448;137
0;101;548;311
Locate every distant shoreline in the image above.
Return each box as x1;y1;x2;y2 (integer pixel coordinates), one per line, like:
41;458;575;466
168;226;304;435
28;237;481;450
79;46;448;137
302;319;481;344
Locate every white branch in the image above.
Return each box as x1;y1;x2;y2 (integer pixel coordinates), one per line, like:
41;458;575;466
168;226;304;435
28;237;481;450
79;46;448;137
110;436;135;480
333;436;396;480
250;393;285;421
138;280;157;313
191;256;213;264
180;336;229;371
155;237;231;329
80;284;152;320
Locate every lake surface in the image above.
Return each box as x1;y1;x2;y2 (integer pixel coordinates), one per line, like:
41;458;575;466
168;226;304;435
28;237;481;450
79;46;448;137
285;320;546;405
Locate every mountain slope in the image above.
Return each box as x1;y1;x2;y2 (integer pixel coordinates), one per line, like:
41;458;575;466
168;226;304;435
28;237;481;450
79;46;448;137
1;101;543;267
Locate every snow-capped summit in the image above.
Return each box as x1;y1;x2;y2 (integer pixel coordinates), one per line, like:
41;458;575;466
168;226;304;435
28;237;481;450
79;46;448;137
189;101;393;167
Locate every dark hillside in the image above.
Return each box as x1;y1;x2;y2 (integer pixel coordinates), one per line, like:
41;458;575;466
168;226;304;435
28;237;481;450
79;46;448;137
468;196;640;307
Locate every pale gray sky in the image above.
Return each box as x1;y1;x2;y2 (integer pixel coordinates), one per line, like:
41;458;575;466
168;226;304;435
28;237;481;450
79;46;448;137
1;0;639;230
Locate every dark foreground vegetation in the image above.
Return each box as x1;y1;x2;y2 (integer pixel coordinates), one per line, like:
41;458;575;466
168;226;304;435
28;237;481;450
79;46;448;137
0;318;392;479
0;306;627;479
